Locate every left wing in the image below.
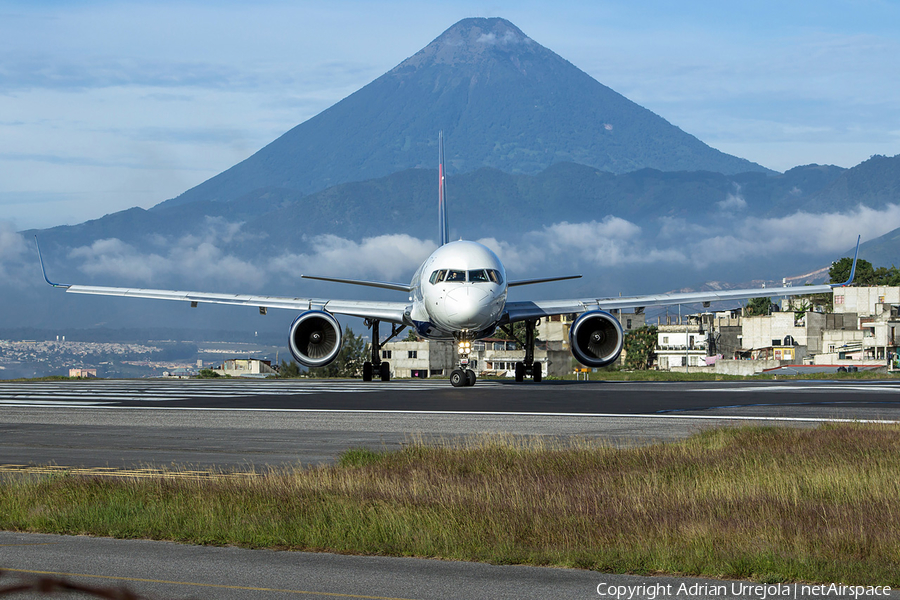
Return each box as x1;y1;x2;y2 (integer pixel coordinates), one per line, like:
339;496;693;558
505;238;859;323
504;282;836;322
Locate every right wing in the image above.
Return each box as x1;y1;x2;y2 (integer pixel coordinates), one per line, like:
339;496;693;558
62;284;409;322
37;239;408;323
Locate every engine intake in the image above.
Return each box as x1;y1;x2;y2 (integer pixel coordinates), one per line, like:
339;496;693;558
289;311;343;368
569;310;624;368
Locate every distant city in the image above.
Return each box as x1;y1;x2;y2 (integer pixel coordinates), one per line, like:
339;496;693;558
0;337;285;380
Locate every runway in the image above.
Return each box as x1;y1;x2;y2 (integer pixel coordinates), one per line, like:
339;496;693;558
1;378;899;469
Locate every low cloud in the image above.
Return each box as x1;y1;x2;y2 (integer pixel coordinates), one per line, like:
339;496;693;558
476;31;523;46
479;205;900;275
271;234;437;282
67;218;267;287
717;191;747;211
0;221;28;283
53;204;900;294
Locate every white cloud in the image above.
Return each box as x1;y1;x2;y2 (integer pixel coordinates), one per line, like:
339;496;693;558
0;221;28;283
67;219;267;287
480;204;900;275
717;192;747;211
271;234;437;282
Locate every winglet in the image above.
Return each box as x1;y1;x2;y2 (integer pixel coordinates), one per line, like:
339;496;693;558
832;235;861;288
34;236;69;288
438;131;449;246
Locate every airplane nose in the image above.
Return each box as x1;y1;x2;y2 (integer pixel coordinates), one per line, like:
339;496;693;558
444;286;491;328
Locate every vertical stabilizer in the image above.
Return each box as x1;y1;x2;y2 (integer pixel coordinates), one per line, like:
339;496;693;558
438;131;449;246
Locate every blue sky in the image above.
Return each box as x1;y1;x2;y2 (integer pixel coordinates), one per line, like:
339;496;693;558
1;0;899;230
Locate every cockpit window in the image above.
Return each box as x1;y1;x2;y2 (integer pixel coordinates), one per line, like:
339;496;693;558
446;270;467;282
468;269;489;283
488;269;503;284
429;269;447;285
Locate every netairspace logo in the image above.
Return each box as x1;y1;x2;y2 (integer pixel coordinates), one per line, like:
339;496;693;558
595;582;892;600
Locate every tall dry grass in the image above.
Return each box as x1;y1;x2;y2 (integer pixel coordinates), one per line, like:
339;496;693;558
2;424;898;584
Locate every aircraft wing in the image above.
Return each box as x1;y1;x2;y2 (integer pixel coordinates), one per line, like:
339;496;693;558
36;238;409;323
505;236;859;323
54;284;409;323
504;282;838;323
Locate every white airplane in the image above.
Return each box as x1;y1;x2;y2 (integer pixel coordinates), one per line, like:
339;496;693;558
37;133;859;387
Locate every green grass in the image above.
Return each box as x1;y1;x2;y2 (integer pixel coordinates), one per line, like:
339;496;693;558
2;425;899;585
571;369;900;382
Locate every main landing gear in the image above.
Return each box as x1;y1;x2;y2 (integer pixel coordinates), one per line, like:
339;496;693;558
503;319;542;383
362;319;405;382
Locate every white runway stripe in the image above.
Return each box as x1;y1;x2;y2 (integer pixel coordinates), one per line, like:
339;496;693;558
0;379;502;405
690;384;900;393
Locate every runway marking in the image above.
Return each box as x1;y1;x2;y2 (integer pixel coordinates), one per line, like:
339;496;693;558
0;567;421;599
690;384;900;393
0;379;505;406
4;404;894;424
0;400;118;406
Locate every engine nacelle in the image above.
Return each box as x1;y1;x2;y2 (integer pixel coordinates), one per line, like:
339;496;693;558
288;310;343;368
569;310;625;368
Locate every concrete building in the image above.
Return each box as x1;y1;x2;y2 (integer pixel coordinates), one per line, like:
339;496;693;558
214;358;277;378
740;310;825;361
815;287;900;365
380;340;455;379
380;337;572;379
471;339;571;378
656;321;709;370
69;368;97;378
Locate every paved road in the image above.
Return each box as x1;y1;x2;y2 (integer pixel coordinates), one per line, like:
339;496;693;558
1;378;899;468
2;531;895;600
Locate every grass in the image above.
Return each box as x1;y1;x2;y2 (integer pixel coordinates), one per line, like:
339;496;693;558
2;425;899;585
570;369;900;382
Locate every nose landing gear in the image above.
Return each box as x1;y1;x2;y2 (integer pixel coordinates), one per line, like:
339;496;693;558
451;339;477;386
450;368;476;387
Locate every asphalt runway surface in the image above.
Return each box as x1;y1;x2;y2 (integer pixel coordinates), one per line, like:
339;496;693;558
2;378;900;469
2;378;899;599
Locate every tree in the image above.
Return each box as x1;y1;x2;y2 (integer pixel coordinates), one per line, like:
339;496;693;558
278;360;301;378
829;257;900;286
499;321;535;348
403;328;419;342
624;325;657;370
307;326;368;378
745;296;773;317
829;257;875;285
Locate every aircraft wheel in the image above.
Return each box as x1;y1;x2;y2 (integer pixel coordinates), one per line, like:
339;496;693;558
363;361;373;382
465;369;476;386
450;369;466;387
533;364;542;383
380;362;391;381
515;362;525;383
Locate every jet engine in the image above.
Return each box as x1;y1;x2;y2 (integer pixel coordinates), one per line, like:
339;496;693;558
288;310;343;368
569;310;625;368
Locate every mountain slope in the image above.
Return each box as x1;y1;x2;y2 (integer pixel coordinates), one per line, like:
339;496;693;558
156;17;770;211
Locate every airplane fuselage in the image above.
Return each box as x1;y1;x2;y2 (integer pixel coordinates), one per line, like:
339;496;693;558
408;240;507;341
